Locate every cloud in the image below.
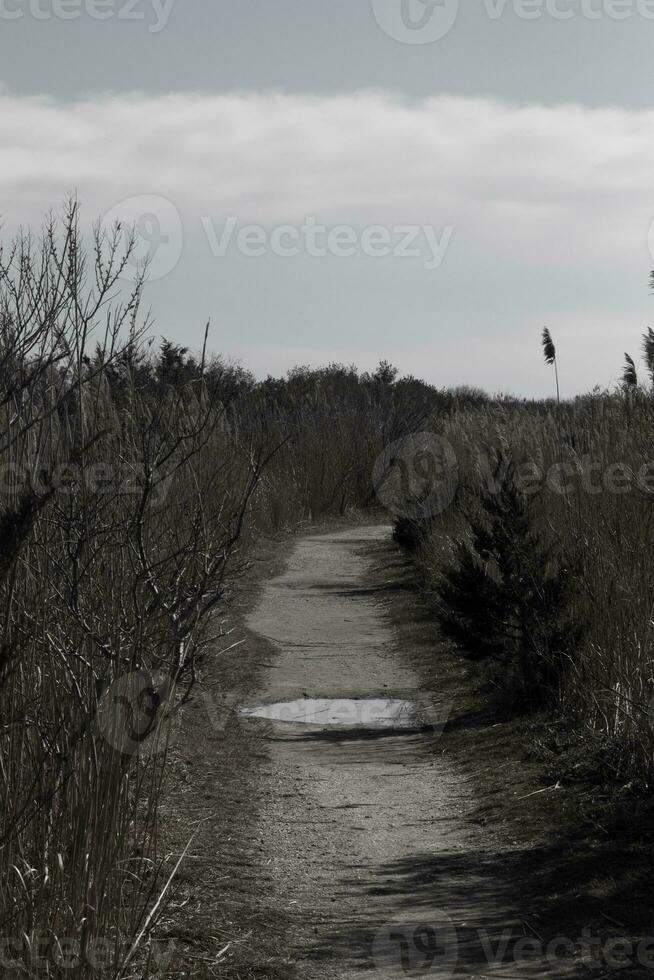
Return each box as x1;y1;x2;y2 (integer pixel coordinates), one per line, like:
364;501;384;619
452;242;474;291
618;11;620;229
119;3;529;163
1;87;652;395
0;88;653;268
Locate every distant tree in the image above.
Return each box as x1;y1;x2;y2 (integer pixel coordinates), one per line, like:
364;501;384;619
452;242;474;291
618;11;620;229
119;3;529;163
372;360;398;386
451;384;489;408
156;339;192;388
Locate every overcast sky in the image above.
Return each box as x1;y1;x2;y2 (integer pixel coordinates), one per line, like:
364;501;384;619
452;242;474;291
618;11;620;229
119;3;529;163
2;0;654;396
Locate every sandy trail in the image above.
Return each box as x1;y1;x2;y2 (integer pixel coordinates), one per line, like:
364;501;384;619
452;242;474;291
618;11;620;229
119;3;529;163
243;526;567;978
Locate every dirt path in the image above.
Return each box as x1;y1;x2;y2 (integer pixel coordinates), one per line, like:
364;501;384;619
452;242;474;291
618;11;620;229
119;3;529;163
242;525;572;978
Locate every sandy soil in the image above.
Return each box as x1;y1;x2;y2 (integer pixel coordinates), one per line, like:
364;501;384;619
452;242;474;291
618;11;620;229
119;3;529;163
242;525;572;978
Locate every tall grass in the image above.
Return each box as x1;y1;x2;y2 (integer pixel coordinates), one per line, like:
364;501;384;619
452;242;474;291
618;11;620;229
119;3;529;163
0;204;457;976
412;390;654;780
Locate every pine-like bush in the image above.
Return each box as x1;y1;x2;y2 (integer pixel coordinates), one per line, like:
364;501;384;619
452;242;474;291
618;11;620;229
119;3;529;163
435;455;580;706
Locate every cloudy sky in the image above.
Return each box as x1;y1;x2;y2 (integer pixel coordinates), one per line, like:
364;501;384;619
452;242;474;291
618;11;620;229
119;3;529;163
2;1;654;396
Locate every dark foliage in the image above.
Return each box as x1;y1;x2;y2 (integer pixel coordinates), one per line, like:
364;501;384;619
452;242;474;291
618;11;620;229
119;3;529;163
392;516;425;552
435;456;581;707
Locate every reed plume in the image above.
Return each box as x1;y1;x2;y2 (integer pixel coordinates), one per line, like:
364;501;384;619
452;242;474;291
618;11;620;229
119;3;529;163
622;352;638;389
642;327;654;386
541;327;560;405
